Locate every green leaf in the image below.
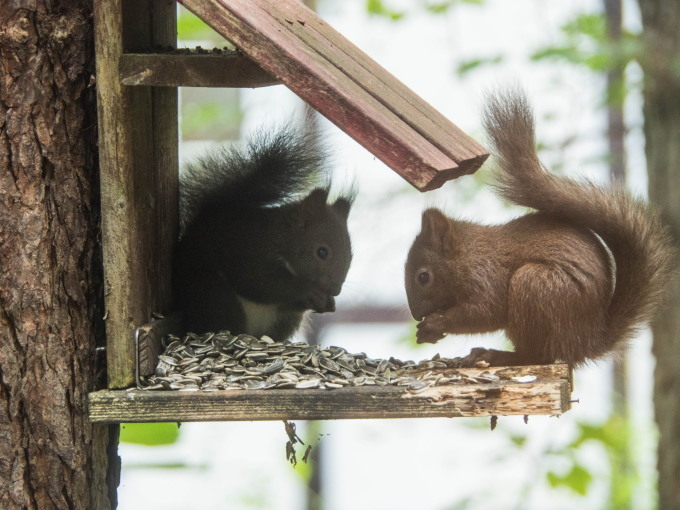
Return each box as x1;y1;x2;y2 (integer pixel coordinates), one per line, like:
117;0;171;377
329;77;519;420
120;422;181;446
508;434;527;447
456;55;503;76
562;13;606;39
425;0;484;12
569;422;608;449
546;464;593;496
531;47;580;64
366;0;405;20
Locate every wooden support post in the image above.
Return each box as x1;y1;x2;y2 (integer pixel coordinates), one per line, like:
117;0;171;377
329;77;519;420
94;0;178;388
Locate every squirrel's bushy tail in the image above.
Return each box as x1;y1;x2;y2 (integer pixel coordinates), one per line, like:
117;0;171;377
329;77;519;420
180;125;327;233
483;88;676;350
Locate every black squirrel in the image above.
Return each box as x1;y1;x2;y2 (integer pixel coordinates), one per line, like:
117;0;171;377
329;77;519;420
173;126;354;340
405;89;676;366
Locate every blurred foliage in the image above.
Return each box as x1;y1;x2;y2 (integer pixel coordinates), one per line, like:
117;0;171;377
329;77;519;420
455;11;641;109
530;13;641;108
545;415;641;508
365;0;484;20
366;0;405;20
120;422;181;446
456;55;504;76
178;6;232;47
530;13;641;73
181;99;243;141
441;414;649;510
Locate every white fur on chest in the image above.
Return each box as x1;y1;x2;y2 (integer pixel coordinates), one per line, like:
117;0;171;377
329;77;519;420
236;294;280;337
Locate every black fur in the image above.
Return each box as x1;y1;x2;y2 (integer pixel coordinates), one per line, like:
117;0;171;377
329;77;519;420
173;126;354;340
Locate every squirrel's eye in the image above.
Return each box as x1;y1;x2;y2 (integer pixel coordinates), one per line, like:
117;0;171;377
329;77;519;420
417;270;431;286
316;246;329;260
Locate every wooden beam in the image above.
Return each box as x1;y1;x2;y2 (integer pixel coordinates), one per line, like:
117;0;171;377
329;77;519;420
177;0;488;191
119;52;280;87
262;0;483;176
88;364;571;423
94;0;178;388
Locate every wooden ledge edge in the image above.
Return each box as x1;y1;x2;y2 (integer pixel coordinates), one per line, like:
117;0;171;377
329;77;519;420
88;363;572;423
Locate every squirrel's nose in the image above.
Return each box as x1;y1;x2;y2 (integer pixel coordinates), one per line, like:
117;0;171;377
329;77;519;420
324;295;336;313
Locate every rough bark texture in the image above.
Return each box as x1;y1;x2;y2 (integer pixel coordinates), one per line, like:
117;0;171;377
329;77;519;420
636;1;680;509
0;1;118;509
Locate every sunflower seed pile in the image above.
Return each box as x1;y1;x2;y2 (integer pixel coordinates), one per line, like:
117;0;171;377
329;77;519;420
140;331;492;393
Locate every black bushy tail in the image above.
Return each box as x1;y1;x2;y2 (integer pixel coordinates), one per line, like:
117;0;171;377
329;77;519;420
180;126;328;234
483;88;676;349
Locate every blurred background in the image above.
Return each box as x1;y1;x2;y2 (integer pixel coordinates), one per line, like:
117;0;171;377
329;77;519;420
118;1;658;508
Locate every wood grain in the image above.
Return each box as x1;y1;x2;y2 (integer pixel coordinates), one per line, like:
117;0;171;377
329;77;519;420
89;364;571;423
119;52;280;87
262;0;484;170
95;0;178;388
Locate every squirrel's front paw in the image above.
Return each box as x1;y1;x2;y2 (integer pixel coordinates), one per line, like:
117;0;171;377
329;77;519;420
416;314;447;344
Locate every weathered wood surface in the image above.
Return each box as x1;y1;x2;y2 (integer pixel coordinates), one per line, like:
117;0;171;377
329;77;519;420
136;313;184;382
120;52;280;87
178;0;488;191
89;364;571;423
95;0;178;388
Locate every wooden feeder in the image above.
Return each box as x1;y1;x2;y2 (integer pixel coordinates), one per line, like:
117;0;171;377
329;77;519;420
89;0;571;423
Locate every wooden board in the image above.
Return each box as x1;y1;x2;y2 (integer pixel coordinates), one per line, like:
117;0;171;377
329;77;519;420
94;0;179;388
178;0;488;191
119;52;280;88
88;364;572;423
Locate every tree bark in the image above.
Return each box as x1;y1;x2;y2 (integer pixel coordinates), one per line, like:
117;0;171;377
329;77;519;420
636;1;680;509
0;1;118;509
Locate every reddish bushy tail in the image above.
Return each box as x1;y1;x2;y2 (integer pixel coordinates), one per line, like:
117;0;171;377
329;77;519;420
483;88;676;350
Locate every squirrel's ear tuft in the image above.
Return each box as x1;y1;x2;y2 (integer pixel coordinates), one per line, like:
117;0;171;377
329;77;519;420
302;188;330;208
332;197;352;219
421;208;453;252
296;188;330;227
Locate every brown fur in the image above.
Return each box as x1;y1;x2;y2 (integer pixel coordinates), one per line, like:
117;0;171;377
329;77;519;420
404;89;676;367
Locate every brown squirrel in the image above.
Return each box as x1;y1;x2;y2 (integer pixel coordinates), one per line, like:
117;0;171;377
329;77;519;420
404;89;676;367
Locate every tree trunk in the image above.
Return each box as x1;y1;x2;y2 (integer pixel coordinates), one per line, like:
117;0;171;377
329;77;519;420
0;1;118;509
603;2;636;507
636;1;680;509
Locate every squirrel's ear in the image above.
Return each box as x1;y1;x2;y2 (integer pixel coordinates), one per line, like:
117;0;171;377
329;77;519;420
332;197;352;220
420;208;453;252
300;188;330;212
297;188;330;227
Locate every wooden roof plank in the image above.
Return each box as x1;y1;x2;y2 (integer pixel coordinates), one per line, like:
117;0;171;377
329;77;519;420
178;0;488;190
179;0;456;190
261;0;487;170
